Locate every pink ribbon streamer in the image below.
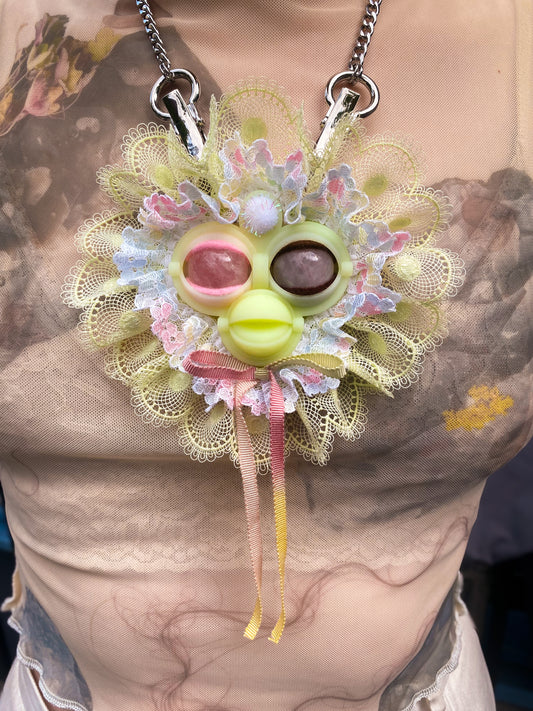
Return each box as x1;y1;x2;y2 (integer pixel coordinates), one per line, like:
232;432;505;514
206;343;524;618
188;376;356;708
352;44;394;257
182;350;287;640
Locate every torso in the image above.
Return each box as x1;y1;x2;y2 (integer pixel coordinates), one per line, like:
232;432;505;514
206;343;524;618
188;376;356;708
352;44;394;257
0;2;531;710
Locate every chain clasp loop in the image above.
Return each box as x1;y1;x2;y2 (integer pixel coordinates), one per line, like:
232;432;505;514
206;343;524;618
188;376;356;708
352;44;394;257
150;69;206;159
315;71;379;156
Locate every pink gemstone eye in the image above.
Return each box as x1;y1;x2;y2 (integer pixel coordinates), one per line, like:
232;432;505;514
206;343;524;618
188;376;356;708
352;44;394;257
183;241;252;295
270;241;338;296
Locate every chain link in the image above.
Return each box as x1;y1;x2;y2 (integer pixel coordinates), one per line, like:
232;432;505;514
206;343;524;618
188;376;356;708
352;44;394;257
348;0;383;77
135;1;172;79
136;0;383;82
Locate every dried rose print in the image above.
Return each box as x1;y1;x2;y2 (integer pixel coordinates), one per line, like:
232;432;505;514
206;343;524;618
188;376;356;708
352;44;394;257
0;13;119;136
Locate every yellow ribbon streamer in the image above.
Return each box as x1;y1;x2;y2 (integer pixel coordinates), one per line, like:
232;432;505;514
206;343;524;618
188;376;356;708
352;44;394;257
183;350;346;642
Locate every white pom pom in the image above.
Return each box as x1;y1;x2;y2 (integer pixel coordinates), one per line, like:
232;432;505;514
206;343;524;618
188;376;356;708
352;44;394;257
241;193;280;235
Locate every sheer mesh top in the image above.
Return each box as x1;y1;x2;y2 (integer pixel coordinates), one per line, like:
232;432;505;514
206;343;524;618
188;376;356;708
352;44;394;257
0;2;531;710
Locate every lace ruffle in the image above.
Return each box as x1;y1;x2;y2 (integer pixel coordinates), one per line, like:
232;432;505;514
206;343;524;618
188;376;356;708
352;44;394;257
7;587;92;711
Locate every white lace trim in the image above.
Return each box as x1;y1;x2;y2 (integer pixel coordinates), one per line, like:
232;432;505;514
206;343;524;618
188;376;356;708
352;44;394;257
399;581;465;711
8;616;90;711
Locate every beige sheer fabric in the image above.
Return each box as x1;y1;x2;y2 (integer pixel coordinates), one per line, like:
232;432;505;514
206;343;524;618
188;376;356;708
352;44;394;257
0;1;531;710
0;600;497;711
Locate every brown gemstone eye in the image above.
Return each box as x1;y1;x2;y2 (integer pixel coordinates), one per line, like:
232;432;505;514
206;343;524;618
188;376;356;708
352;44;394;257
183;240;252;294
270;241;338;296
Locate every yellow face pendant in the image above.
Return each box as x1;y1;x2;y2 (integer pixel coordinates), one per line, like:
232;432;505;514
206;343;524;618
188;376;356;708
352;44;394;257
170;220;353;365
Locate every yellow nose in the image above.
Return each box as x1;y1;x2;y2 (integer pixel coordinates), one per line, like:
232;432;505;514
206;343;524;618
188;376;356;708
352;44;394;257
217;290;304;366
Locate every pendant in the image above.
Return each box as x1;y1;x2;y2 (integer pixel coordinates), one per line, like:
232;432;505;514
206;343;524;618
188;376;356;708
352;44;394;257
64;79;463;643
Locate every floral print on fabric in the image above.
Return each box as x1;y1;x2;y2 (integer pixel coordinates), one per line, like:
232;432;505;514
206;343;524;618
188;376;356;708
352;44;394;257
0;13;119;136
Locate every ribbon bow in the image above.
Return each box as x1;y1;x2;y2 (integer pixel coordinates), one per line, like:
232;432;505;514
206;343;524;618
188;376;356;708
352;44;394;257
183;350;345;642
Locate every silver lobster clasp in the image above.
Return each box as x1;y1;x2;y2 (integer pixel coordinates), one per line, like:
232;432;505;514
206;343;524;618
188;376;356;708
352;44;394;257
150;69;206;159
315;71;379;156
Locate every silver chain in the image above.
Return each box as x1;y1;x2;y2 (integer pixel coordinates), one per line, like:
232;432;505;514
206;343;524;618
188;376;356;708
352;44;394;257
135;1;172;79
349;0;382;77
136;0;382;82
136;0;384;156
